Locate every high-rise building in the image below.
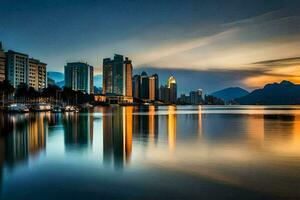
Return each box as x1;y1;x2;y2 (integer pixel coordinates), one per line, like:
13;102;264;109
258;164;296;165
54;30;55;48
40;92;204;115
140;71;149;99
168;76;177;103
5;50;29;88
124;57;132;97
0;42;5;82
103;58;113;94
29;58;47;90
190;89;203;105
132;72;159;101
149;76;155;100
102;54;133;97
132;75;140;98
64;62;94;94
159;85;170;103
113;54;124;95
152;74;159;100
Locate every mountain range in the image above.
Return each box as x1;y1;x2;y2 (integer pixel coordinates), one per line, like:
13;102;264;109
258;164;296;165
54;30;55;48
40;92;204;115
235;80;300;105
211;87;249;102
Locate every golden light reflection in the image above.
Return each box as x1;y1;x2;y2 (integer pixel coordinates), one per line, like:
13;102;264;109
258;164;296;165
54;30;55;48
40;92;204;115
148;106;156;140
124;107;133;164
268;115;300;154
197;106;203;137
29;113;46;155
167;106;176;151
246;115;264;145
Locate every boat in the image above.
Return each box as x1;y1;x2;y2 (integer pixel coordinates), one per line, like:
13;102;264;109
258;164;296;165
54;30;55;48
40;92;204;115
62;105;79;112
30;103;52;112
5;104;29;113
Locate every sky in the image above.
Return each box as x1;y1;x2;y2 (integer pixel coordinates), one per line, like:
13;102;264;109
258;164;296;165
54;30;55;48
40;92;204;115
1;0;300;93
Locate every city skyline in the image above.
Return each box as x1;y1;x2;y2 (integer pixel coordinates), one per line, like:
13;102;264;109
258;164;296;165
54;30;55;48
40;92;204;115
1;0;300;92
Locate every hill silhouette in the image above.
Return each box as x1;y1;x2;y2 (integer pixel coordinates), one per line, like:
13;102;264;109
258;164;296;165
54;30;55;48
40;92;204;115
235;80;300;105
211;87;249;102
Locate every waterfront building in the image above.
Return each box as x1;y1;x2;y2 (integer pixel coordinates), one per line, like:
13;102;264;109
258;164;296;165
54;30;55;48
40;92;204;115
113;54;124;95
158;75;177;104
0;42;5;82
5;50;29;88
124;57;132;97
168;76;177;104
132;72;159;101
178;94;191;104
152;74;159;100
102;54;133;96
159;85;170;103
64;62;94;94
190;89;203;105
149;76;156;101
29;58;47;90
132;75;141;98
140;71;149;99
103;58;113;94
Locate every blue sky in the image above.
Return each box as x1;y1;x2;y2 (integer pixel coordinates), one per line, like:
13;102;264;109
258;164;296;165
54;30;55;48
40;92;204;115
1;0;300;93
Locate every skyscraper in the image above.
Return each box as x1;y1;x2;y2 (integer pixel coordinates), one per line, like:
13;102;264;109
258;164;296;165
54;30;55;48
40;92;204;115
103;58;113;94
168;76;177;104
113;54;124;95
152;74;159;100
5;50;29;88
149;76;156;101
124;57;132;97
64;62;94;94
190;89;203;105
159;85;170;103
0;42;5;82
29;58;47;90
132;75;141;98
140;71;149;99
102;54;133;97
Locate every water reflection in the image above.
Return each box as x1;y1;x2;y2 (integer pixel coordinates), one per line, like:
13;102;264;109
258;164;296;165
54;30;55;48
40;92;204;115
63;113;93;151
0;106;300;199
102;106;132;169
0;113;48;168
0;113;49;195
168;106;176;151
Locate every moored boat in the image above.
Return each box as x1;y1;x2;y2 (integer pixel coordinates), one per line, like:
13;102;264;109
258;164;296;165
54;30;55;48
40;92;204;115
5;104;29;113
30;103;52;112
62;105;79;112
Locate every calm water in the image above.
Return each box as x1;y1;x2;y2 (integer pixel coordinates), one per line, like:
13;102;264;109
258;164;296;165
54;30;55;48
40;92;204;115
0;105;300;199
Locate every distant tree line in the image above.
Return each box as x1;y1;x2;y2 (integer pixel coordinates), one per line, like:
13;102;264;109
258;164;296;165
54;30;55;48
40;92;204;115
0;80;94;105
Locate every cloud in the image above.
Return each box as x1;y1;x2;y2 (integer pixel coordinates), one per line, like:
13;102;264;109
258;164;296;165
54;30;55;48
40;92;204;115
131;10;300;72
252;56;300;67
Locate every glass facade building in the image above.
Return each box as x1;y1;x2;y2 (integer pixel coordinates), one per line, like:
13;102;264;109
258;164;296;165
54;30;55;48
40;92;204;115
64;62;94;94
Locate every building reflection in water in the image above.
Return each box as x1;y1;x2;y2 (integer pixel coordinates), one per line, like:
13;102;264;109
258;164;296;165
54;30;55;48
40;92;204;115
167;106;177;151
0;112;49;193
102;105;204;168
133;106;158;144
63;113;93;151
103;106;132;169
0;113;48;168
